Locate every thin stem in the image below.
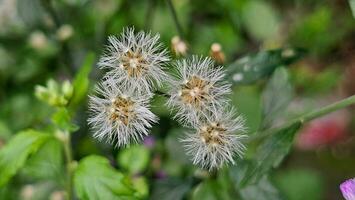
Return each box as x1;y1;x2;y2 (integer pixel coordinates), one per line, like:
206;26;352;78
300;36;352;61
248;94;355;141
165;0;184;39
62;131;74;200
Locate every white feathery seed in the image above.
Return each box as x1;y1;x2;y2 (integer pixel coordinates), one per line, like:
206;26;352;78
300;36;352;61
88;79;158;147
181;109;247;170
166;56;231;125
98;27;170;93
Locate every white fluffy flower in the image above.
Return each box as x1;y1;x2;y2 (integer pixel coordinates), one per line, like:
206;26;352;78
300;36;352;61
88;79;157;147
181;109;246;170
167;56;231;125
98;28;170;93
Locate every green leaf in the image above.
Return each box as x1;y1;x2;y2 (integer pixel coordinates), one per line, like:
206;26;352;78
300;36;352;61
21;139;64;180
117;145;150;174
240;176;283;200
241;123;301;186
274;169;324;200
242;1;280;40
350;0;355;18
70;52;95;108
261;67;293;129
51;108;79;132
192;180;234;200
150;178;192;200
0;130;52;187
227;48;305;85
74;155;137;200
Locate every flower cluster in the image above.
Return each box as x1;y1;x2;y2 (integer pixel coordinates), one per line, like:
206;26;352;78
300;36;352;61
88;28;169;147
89;28;246;170
166;57;246;170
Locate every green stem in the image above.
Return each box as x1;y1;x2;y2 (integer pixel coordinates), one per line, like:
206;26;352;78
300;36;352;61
165;0;184;39
248;94;355;141
62;131;74;200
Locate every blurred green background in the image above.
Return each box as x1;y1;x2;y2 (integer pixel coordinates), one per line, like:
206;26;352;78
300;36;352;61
0;0;355;199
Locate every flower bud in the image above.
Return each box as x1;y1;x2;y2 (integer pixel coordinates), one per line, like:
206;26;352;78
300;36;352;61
56;24;74;41
171;36;188;56
29;31;48;50
62;80;74;99
35;85;50;102
209;43;225;64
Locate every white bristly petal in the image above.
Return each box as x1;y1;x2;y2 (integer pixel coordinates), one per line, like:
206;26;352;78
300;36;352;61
88;79;158;147
98;27;170;94
181;108;247;170
167;56;231;126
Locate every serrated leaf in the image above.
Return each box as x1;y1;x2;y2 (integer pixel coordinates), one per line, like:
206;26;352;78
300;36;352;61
0;130;52;187
240;176;284;200
227;48;305;85
117;145;150;174
150;178;192;200
241;123;301;186
69;53;95;108
51;108;79;132
74;155;137;200
261;67;293;129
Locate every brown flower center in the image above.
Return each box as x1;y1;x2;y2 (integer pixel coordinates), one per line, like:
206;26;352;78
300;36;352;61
180;76;211;106
120;50;148;78
199;122;226;146
109;97;135;126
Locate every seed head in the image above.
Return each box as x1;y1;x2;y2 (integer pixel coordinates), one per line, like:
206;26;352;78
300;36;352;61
181;109;246;170
167;56;231;125
88;79;157;147
98;28;170;93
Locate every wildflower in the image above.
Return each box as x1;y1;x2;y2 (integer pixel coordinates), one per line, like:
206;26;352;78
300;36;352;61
181;109;246;170
167;56;231;125
88;79;157;147
98;28;170;93
340;178;355;200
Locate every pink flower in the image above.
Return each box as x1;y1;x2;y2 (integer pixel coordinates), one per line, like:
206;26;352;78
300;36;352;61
340;178;355;200
296;111;349;150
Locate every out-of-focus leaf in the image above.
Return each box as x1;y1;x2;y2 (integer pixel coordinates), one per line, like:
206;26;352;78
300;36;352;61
192;179;234;200
231;86;262;133
261;67;293;129
242;1;280;41
240;176;283;200
131;177;149;198
241;123;301;186
227;48;305;85
69;53;94;108
74;155;137;200
0;130;52;187
0;121;12;141
117;145;150;174
51;108;79;132
21;139;64;180
350;0;355;18
274;169;324;200
150;178;192;200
